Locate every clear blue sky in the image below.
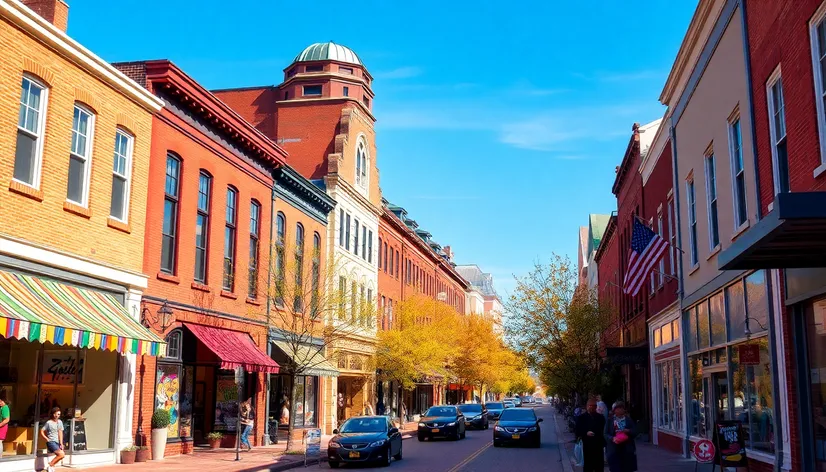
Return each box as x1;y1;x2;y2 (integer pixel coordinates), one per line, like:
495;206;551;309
69;0;696;298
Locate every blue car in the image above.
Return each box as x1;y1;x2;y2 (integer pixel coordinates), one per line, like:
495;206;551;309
327;416;403;468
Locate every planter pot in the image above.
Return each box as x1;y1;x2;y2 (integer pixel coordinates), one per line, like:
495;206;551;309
136;449;150;462
121;450;136;464
208;439;221;449
150;428;168;460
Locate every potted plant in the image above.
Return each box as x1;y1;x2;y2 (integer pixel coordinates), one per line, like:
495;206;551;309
150;409;171;461
206;432;224;449
136;446;150;462
121;446;138;464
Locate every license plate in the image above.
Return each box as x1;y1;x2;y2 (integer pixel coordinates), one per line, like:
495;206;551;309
349;451;360;458
512;434;520;439
432;428;440;433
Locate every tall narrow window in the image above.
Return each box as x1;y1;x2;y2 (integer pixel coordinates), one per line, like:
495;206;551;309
355;141;368;188
222;187;238;291
395;250;400;278
339;209;345;246
15;76;48;187
276;213;286;306
378;237;383;268
354;219;360;256
729;118;748;227
345;214;351;250
767;73;790;194
362;226;367;260
67;104;94;206
161;154;181;274
668;199;676;276
657;213;665;287
811;11;826;166
351;281;358;321
194;172;212;283
294;223;305;312
110;129;133;222
384;243;389;272
705;153;720;249
248;200;261;298
338;276;346;319
312;233;321;317
649;218;656;293
687;179;698;266
368;230;373;264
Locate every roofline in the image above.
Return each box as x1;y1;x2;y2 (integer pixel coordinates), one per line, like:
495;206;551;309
659;0;717;105
2;0;163;113
594;214;618;264
611;124;641;195
283;59;373;80
640;114;671;185
211;84;276;94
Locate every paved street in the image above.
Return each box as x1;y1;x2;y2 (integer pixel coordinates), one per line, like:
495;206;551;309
303;405;566;472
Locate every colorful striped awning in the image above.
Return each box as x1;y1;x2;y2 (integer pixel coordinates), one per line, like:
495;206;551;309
0;270;165;356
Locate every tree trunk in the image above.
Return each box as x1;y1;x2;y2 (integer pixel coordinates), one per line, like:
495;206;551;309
286;372;297;451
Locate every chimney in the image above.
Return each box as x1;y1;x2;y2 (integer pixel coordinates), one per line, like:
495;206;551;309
443;246;454;262
23;0;69;32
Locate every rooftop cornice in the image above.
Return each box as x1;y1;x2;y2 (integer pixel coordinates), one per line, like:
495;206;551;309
659;0;716;106
279;72;375;97
283;58;374;81
594;214;618;263
275;166;336;217
611;124;641;195
275;96;376;123
143;60;288;168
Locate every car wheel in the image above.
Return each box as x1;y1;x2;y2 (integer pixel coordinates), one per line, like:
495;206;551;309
493;440;501;448
417;434;425;442
382;446;392;467
532;435;541;448
329;461;340;469
393;444;403;461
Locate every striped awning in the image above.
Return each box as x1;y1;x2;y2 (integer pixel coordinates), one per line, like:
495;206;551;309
0;270;165;356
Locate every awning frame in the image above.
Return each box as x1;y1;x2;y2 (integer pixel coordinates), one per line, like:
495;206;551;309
270;339;339;377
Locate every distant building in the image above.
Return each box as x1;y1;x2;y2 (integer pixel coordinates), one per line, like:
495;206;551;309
455;265;504;331
584;214;611;293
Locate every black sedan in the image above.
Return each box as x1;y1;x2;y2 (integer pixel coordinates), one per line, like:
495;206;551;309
485;402;505;421
328;416;403;468
417;405;466;441
493;407;543;448
458;403;489;430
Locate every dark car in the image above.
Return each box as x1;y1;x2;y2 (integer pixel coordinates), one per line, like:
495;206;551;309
458;403;489;430
485;402;505;420
417;405;466;441
327;416;403;468
493;407;543;448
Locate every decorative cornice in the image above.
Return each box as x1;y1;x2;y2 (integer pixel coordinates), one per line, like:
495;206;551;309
611;124;641;195
274;166;336;225
594;215;618;264
659;0;717;105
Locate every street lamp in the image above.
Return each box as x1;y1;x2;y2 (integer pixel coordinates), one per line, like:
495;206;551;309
135;301;175;445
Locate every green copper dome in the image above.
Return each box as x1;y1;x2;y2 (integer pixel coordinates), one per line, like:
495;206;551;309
293;42;362;66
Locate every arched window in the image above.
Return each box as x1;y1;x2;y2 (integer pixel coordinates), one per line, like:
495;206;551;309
312;232;321;317
276;212;286;306
294;223;305;311
165;329;183;360
355;140;368;188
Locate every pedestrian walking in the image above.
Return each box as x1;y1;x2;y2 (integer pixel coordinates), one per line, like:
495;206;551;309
575;398;606;472
239;399;254;451
0;392;9;458
604;401;637;472
40;407;64;472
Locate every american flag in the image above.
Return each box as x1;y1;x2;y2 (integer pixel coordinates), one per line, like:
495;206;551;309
623;219;668;296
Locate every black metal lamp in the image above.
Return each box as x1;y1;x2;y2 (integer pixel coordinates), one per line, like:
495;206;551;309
141;300;174;332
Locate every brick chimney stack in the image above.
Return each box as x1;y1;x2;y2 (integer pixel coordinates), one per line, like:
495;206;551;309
23;0;69;32
443;246;454;262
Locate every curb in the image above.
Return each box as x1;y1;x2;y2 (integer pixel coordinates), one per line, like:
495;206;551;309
552;413;575;472
267;431;417;471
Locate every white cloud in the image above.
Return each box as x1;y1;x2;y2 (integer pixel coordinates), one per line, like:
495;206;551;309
374;66;423;79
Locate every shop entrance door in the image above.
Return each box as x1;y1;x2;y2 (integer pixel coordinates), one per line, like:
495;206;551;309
703;370;729;436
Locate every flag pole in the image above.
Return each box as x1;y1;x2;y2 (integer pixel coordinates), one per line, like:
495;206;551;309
632;214;686;254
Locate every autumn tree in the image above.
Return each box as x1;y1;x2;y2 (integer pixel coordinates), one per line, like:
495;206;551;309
451;315;503;400
505;255;613;402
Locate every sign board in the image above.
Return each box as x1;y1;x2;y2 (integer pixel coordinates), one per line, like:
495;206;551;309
63;420;87;451
692;439;715;463
304;428;322;466
738;344;760;366
713;421;747;467
42;350;85;385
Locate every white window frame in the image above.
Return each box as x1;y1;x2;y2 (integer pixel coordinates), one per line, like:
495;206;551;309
355;138;369;190
110;128;134;223
657;210;665;287
686;176;698;267
649;217;656;294
728;115;748;229
810;3;826;175
704;152;720;250
14;75;49;189
67;103;95;207
766;67;788;196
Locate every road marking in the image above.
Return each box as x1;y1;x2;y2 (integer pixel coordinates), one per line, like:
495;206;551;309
446;441;492;472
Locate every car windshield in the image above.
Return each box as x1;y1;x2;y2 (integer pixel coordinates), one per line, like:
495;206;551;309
486;403;504;409
425;406;457;417
340;417;387;433
458;404;482;413
503;401;515;407
499;409;537;421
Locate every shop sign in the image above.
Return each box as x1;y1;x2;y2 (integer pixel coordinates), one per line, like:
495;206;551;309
692;439;714;463
713;421;747;466
738;344;760;366
41;350;85;385
304;428;322;466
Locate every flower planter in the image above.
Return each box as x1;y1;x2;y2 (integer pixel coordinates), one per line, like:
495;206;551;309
208;439;221;449
136;448;150;462
150;428;168;460
121;450;136;464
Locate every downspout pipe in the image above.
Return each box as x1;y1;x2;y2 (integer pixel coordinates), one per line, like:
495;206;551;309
265;182;276;444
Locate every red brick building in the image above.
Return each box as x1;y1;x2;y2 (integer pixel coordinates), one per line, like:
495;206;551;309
115;60;285;454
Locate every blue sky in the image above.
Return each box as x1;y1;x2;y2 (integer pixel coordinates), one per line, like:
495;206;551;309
70;0;696;297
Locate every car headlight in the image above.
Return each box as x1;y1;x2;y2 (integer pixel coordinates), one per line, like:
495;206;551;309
528;427;537;432
447;422;457;426
329;441;341;448
368;439;386;448
418;422;426;427
494;425;504;431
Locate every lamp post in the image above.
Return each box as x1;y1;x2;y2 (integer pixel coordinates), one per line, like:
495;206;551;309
135;300;175;445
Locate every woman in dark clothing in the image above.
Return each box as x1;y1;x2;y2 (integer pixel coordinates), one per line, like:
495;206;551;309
604;401;638;472
575;398;606;472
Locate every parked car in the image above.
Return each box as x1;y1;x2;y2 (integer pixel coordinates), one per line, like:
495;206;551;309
328;416;403;468
523;396;534;405
504;397;522;407
458;403;489;430
417;405;466;441
493;407;543;448
503;400;516;409
485;402;505;420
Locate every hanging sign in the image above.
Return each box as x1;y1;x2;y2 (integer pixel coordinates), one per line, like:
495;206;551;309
692;439;715;463
41;350;85;385
713;421;747;467
738;344;760;366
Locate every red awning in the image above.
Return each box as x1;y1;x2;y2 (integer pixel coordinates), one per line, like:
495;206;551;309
184;323;279;373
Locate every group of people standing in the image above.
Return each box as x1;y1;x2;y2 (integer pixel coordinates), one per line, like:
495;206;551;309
575;397;638;472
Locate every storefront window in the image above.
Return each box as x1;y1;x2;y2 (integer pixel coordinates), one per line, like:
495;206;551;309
709;292;726;346
655;358;682;432
727;282;746;340
687;308;698;352
689;356;704;437
305;376;316;426
806;298;826;467
214;371;244;432
269;374;318;431
293;376;305;427
745;271;769;335
732;338;774;453
156;364;181;437
698;301;710;349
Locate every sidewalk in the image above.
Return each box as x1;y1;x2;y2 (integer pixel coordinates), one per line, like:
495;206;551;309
73;426;418;472
552;413;699;472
